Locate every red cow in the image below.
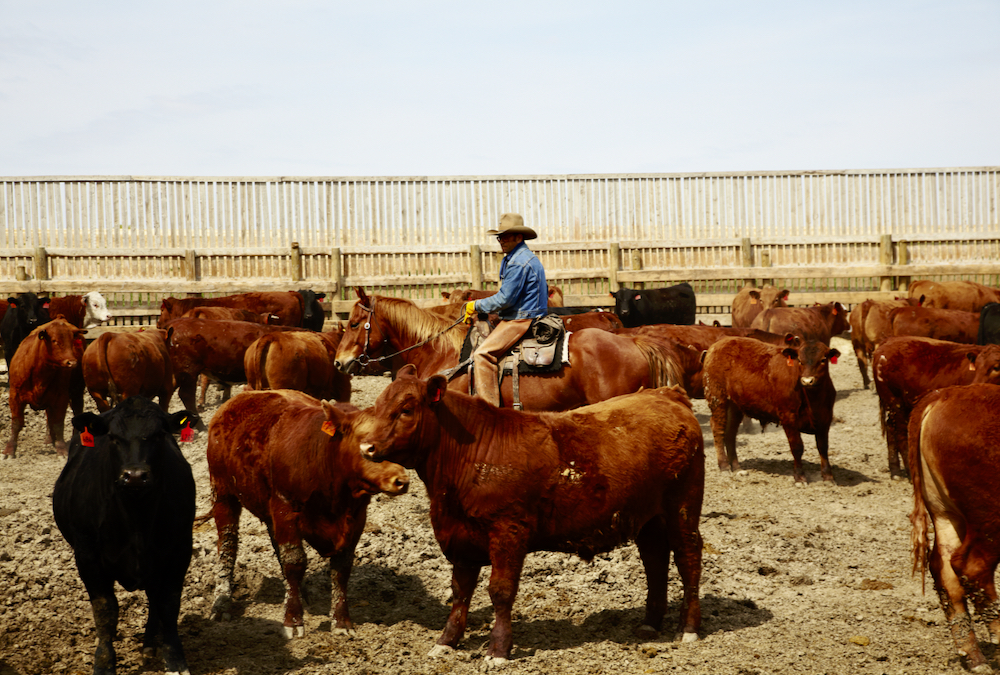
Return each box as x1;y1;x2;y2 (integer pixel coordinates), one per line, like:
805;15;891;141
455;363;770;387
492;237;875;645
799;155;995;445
559;310;624;332
82;329;174;411
244;331;352;402
848;297;923;389
731;285;789;328
873;337;1000;477
182;306;269;323
164;317;305;423
621;323;797;353
908;383;1000;671
750;302;849;344
886;305;979;344
4;318;86;458
703;336;840;482
47;291;111;329
909;279;1000;313
157;291;303;328
207;390;409;638
359;366;704;663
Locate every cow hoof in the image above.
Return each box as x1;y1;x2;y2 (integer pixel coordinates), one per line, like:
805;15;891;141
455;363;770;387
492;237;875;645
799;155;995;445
680;631;699;643
794;481;806;488
970;665;991;674
634;624;659;640
427;644;455;658
332;626;356;637
165;670;191;675
210;596;232;621
284;624;305;639
482;655;509;669
735;470;749;478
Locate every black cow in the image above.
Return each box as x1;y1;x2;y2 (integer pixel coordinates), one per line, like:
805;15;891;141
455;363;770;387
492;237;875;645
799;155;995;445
298;289;327;331
1;292;51;367
610;283;696;327
52;396;198;675
978;302;1000;345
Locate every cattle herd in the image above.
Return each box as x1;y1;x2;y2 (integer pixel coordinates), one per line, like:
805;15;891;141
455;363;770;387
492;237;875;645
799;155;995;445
2;279;1000;674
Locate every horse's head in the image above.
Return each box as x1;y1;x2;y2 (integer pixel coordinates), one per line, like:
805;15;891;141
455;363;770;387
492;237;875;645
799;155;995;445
334;292;386;374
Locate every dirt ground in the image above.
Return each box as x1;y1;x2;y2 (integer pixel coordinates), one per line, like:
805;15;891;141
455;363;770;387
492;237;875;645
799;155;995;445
0;335;985;675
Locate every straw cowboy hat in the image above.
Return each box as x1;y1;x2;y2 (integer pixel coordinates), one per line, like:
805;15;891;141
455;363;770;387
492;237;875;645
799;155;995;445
487;213;537;240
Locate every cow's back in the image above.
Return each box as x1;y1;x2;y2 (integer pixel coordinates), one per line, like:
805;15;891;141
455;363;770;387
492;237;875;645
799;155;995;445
910;280;1000;313
731;285;788;328
888;306;979;344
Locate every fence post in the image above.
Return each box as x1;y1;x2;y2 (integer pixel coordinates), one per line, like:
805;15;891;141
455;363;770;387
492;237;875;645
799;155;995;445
608;243;620;292
16;266;28;281
469;245;483;290
740;238;754;288
897;240;910;292
330;247;343;297
34;247;49;281
184;250;198;282
290;241;302;282
631;250;643;290
759;250;772;287
879;235;894;292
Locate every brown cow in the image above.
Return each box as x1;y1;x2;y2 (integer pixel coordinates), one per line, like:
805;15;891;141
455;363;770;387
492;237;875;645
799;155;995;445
46;291;111;329
750;302;849;344
908;383;1000;671
207;390;409;638
164;317;305;424
244;331;352;402
873;337;1000;477
886;305;979;344
4;318;86;458
622;323;797;353
182;306;270;323
731;285;789;328
82;329;174;412
559;310;624;332
848;297;923;389
359;366;704;663
909;279;1000;313
703;336;840;482
157;291;303;328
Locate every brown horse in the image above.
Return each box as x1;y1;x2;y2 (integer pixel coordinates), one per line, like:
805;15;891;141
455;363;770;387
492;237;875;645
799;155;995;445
333;288;684;411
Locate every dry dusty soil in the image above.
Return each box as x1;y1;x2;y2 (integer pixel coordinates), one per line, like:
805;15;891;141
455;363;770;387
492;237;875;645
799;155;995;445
0;335;987;675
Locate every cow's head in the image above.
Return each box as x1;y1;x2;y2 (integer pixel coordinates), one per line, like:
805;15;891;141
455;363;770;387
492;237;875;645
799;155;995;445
970;345;1000;385
11;292;50;327
610;289;638;324
82;291;111;328
37;319;86;369
782;340;839;388
71;396;198;490
319;400;410;499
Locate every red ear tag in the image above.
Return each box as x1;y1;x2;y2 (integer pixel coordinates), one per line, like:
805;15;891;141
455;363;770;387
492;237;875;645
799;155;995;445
180;420;195;443
81;427;94;447
786;357;795;367
832;307;838;315
830;356;838;364
634;294;641;301
431;388;442;403
321;421;337;436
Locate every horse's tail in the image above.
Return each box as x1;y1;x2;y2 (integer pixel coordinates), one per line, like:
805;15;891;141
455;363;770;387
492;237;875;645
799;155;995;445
909;398;934;594
634;336;685;393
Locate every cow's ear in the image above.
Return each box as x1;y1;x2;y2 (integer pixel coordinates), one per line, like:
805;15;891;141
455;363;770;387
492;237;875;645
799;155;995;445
37;329;49;341
72;412;109;436
609;292;614;298
918;294;925;305
827;348;841;364
161;298;173;310
43;301;50;310
395;364;419;380
6;297;15;305
748;290;761;301
321;400;357;435
781;347;799;362
168;410;200;434
779;289;789;300
784;333;800;347
426;375;448;405
315;293;325;301
967;352;978;365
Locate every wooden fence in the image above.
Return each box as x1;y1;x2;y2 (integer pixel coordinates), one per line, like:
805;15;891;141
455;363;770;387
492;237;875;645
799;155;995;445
2;168;998;323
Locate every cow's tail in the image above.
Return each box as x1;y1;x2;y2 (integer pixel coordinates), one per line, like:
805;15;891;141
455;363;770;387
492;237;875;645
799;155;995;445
634;336;684;393
874;354;889;438
909;399;935;594
96;332;119;405
245;334;273;390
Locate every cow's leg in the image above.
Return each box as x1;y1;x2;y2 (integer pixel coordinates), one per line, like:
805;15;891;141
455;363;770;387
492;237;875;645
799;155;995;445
662;481;704;642
485;536;528;662
431;562;481;657
782;425;808;483
197;374;210;410
45;403;70;457
853;342;871;389
221;383;233;403
3;399;26;459
270;505;308;638
76;555;119;675
930;513;987;671
176;377;205;430
710;401;742;472
884;403;908;478
635;517;670;636
210;494;242;621
953;537;1000;647
814;423;835;482
329;547;357;635
69;370;86;417
144;584;189;675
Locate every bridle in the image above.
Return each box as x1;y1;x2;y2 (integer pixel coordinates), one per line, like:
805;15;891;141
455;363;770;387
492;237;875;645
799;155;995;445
353;300;465;369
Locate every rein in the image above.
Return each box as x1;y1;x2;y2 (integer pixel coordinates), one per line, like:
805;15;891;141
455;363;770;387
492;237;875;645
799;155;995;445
354;301;466;368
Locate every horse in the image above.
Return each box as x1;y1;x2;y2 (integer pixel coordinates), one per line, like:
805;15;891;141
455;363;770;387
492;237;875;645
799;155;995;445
333;287;686;412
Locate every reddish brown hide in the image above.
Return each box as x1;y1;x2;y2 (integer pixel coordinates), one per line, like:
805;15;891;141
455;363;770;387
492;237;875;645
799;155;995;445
82;329;174;412
873;337;1000;477
848;297;922;389
334;289;687;411
730;284;789;328
909;384;1000;672
908;279;1000;313
244;330;352;402
207;390;409;638
885;305;980;344
157;291;303;328
4;318;86;458
359;366;704;662
750;302;849;344
703;336;840;483
182;305;270;323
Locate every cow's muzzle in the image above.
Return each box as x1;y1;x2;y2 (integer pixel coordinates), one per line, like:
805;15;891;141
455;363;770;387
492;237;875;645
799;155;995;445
118;466;151;488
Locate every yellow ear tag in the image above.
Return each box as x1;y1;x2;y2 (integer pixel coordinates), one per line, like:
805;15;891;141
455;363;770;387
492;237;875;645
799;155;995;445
969;361;976;371
786;357;795;367
750;297;758;305
321;421;337;436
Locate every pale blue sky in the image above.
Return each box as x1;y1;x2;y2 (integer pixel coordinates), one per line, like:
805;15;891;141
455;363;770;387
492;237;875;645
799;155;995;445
2;1;997;177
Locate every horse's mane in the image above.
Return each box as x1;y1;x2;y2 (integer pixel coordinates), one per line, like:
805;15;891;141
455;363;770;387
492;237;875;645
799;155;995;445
373;295;467;352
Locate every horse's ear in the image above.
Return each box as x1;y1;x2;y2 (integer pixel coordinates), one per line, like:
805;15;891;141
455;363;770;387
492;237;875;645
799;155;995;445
355;287;370;304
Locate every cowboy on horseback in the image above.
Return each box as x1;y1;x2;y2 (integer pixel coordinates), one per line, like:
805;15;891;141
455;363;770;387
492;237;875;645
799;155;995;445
462;213;549;407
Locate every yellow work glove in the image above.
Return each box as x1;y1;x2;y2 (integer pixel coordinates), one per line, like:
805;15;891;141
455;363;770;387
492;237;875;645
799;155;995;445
463;301;477;324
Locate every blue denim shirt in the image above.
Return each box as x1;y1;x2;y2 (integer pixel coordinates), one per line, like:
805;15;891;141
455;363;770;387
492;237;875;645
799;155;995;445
475;242;548;320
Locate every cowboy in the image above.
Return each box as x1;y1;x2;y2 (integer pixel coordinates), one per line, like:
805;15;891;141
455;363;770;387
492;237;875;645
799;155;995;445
462;213;549;406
